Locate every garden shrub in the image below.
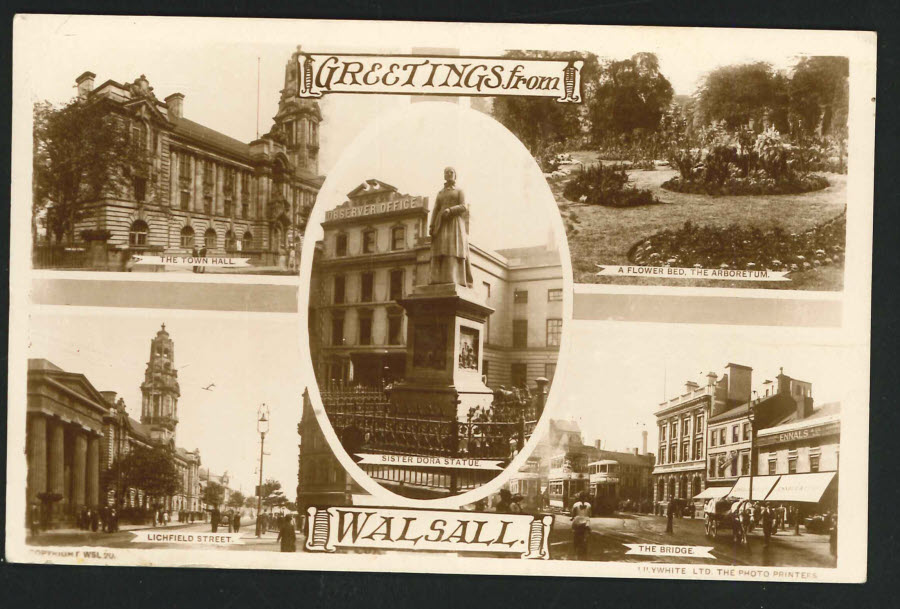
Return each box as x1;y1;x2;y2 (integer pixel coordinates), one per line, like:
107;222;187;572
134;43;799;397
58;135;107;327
662;127;832;196
628;211;846;273
563;163;662;208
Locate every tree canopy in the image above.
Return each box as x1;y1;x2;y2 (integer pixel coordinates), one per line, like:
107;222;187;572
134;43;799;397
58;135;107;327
202;481;225;508
114;445;180;506
491;50;599;154
789;56;849;138
227;490;246;509
590;52;674;142
695;62;790;133
33;98;149;243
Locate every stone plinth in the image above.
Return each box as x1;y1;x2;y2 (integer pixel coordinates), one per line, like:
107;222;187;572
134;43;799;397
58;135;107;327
392;282;494;420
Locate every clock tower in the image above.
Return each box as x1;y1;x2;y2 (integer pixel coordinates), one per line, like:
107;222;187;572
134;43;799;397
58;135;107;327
140;323;181;446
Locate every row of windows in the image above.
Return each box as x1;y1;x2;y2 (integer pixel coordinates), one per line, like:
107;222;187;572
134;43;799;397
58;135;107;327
658;412;705;442
334;226;406;257
657;439;705;465
514;288;563;303
709;422;751;447
333;270;405;304
513;318;563;348
127;221;255;251
332;311;404;346
708;451;751;478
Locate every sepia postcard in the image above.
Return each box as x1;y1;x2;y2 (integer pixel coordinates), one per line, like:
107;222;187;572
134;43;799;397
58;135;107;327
6;15;875;584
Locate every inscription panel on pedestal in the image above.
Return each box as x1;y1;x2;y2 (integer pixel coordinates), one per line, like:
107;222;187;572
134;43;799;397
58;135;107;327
412;323;447;370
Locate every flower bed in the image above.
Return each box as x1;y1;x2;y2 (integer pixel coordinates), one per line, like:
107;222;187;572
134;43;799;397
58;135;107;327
661;172;829;196
563;163;663;208
627;211;846;273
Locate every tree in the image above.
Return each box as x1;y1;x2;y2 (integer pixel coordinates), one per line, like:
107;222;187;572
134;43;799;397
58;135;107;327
696;62;790;133
789;56;849;139
491;51;600;154
202;481;225;509
226;490;246;509
590;52;674;143
258;478;287;509
114;445;180;509
32;98;149;243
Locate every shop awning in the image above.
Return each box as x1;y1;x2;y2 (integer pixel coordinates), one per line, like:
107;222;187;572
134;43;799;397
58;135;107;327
694;486;732;500
727;475;781;500
765;472;836;503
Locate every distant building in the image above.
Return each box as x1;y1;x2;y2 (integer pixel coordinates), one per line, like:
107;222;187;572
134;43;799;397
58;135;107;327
39;46;324;270
296;389;363;514
308;178;563;389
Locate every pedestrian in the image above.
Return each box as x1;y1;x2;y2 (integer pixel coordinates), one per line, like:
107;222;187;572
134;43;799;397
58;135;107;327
741;504;752;546
100;505;109;532
571;492;592;560
277;515;296;552
495;489;513;513
91;508;99;532
211;507;220;533
233;511;241;533
29;501;41;536
191;246;199;273
198;246;207;273
666;498;676;534
110;507;118;533
762;505;773;547
829;514;838;557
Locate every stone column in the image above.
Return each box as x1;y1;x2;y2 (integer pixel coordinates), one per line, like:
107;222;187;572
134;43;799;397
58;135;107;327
72;431;87;508
86;435;100;507
27;415;47;505
48;420;65;521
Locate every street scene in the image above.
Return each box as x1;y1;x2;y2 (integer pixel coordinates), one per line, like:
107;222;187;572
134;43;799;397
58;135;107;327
497;322;845;567
548;512;835;567
23;311;305;553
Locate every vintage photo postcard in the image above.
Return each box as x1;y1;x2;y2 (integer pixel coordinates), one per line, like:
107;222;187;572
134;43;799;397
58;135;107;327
6;15;875;584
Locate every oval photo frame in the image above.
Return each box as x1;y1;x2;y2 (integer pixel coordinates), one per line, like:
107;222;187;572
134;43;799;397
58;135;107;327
298;102;574;508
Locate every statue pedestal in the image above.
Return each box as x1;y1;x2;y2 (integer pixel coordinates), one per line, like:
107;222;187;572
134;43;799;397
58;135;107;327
392;282;495;420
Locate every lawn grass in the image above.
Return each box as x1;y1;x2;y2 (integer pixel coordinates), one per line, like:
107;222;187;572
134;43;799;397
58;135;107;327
554;151;847;291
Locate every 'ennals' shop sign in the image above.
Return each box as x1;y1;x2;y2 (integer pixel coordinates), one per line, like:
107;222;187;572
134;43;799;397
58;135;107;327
297;53;584;103
306;506;554;559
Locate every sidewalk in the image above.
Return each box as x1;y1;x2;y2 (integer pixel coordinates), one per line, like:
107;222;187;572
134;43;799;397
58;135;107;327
28;521;198;538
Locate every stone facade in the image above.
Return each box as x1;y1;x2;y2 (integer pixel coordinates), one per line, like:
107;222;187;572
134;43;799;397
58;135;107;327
59;47;324;269
308;178;564;390
25;325;203;527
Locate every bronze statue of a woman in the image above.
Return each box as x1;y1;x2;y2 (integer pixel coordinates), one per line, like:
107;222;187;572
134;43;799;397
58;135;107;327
429;167;473;287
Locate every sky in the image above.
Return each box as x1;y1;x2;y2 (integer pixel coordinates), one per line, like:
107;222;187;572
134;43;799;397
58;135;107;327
305;102;559;251
554;320;855;453
20;19;810;182
29;309;305;501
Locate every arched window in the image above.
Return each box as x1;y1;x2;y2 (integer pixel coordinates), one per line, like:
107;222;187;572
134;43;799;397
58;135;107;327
180;226;195;248
204;228;217;250
243;231;253;250
225;230;237;252
129;220;149;246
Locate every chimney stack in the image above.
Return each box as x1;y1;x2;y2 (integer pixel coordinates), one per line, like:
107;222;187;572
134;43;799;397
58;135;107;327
633;447;639;455
641;430;648;455
725;363;753;404
685;380;700;393
594;439;602;450
76;71;96;100
165;92;185;119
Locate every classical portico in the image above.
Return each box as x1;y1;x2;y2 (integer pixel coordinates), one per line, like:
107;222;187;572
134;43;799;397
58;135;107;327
27;360;107;525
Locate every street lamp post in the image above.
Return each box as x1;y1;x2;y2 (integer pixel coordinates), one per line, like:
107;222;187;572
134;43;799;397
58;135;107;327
255;403;269;538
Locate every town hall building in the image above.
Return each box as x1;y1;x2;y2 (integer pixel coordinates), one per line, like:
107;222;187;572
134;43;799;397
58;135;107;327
41;46;324;270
